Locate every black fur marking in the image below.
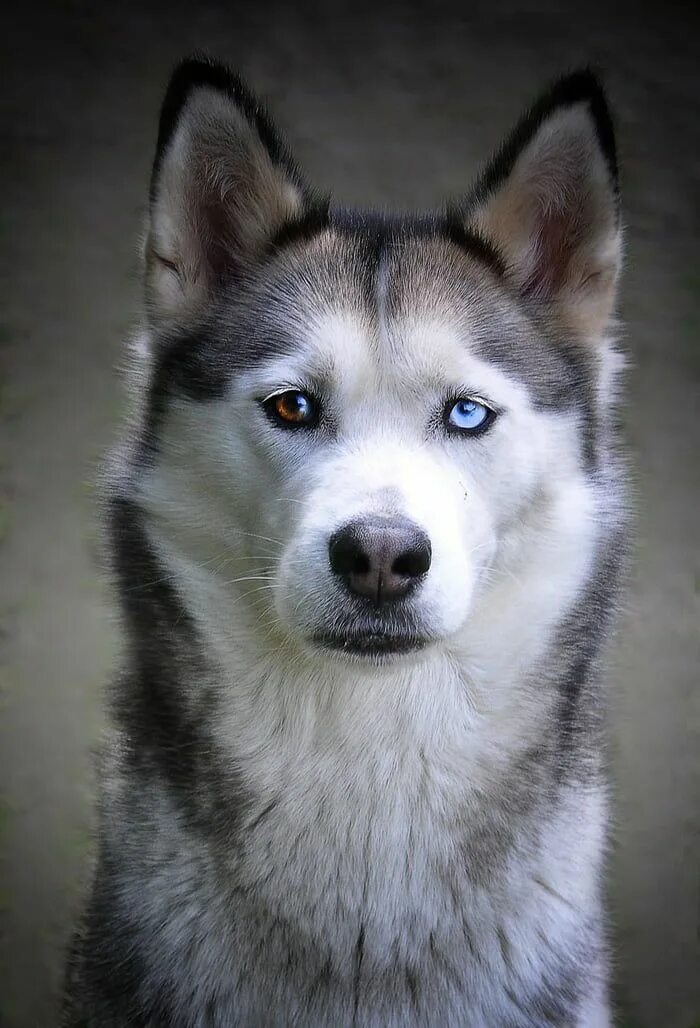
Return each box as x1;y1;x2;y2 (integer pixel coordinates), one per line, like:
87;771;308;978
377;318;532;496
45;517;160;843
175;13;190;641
267;202;332;253
307;957;334;1003
137;329;227;463
440;215;507;275
351;924;365;1026
109;494;203;799
150;55;309;207
328;207;505;275
474;317;599;469
504;987;536;1025
502;931;588;1027
70;861;155;1026
497;926;513;971
108;494;250;836
248;799;279;831
474;330;586;407
553;524;627;783
406;967;420;1010
528;948;586;1026
462;922;479;961
153;328;237;403
459;743;554;887
136;305;287;462
467;68;619;213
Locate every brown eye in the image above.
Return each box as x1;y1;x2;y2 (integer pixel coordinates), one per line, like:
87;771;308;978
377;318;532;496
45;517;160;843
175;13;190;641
263;390;318;428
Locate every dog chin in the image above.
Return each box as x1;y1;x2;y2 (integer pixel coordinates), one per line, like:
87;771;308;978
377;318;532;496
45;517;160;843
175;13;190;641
310;630;431;661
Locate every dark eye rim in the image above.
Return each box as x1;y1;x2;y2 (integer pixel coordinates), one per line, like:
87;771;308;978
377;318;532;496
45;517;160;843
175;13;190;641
442;396;498;437
259;389;320;430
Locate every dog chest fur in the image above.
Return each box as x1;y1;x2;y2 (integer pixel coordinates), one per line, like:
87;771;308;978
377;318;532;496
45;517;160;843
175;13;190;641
96;689;607;1027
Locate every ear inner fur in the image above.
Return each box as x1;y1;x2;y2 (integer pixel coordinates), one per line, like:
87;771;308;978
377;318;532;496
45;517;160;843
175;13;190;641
145;57;315;320
466;71;621;339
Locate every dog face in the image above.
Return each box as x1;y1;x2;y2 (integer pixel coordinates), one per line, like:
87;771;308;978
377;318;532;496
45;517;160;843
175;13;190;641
133;62;621;665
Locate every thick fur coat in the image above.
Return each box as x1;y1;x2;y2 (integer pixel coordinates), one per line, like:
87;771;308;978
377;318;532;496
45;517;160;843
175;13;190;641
64;59;627;1027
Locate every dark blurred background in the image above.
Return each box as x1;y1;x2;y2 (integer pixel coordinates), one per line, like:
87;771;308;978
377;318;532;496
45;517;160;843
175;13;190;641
1;2;698;1025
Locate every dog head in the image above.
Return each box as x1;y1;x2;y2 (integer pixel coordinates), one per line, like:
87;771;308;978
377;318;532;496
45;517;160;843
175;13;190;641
129;60;622;666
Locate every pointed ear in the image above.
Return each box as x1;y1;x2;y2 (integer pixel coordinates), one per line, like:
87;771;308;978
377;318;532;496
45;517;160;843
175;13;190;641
145;58;313;320
468;71;621;339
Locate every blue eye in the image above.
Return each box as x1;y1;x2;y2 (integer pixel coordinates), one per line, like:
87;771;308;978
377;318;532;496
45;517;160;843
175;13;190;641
446;398;494;434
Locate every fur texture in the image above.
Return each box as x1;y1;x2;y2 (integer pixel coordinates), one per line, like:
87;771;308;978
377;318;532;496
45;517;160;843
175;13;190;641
63;58;627;1027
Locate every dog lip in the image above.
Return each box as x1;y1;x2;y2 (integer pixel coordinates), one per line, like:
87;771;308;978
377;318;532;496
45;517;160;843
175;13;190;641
312;631;428;656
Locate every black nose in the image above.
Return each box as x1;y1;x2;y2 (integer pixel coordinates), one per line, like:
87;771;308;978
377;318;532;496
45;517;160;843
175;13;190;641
328;517;432;605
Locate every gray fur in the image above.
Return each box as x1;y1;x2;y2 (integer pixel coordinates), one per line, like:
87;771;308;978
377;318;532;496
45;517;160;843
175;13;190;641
64;59;627;1027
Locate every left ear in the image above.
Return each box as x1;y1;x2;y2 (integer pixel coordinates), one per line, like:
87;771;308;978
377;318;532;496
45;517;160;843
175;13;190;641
468;71;621;339
145;57;313;322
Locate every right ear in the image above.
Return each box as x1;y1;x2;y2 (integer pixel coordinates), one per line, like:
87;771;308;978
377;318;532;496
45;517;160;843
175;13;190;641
145;58;313;320
465;71;621;340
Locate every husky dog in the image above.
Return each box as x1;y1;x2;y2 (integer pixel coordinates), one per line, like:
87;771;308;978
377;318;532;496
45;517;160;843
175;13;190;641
64;58;627;1027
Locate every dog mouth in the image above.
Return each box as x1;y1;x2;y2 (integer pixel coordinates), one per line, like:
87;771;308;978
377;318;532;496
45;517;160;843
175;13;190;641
312;631;429;657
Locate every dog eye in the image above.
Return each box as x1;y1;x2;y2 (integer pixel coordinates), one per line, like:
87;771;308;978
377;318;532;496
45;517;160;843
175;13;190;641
446;398;495;434
262;390;319;428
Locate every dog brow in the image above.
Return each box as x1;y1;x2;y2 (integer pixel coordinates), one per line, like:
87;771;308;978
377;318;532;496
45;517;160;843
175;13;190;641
267;203;332;253
439;219;506;276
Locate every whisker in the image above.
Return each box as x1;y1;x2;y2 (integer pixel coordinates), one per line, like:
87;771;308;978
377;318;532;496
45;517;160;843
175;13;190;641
220;575;276;587
237;584;275;601
235;531;284;547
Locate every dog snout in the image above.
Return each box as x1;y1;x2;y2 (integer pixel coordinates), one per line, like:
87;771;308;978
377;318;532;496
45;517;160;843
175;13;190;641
328;517;432;605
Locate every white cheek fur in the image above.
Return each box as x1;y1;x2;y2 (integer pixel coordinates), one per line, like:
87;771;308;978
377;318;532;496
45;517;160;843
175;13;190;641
137;343;593;663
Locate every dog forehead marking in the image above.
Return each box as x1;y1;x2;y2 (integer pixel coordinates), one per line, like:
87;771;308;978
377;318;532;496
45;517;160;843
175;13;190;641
266;231;555;413
277;279;532;415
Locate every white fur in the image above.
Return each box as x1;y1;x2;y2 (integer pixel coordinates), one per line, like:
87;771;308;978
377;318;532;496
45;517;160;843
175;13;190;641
131;303;610;1022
